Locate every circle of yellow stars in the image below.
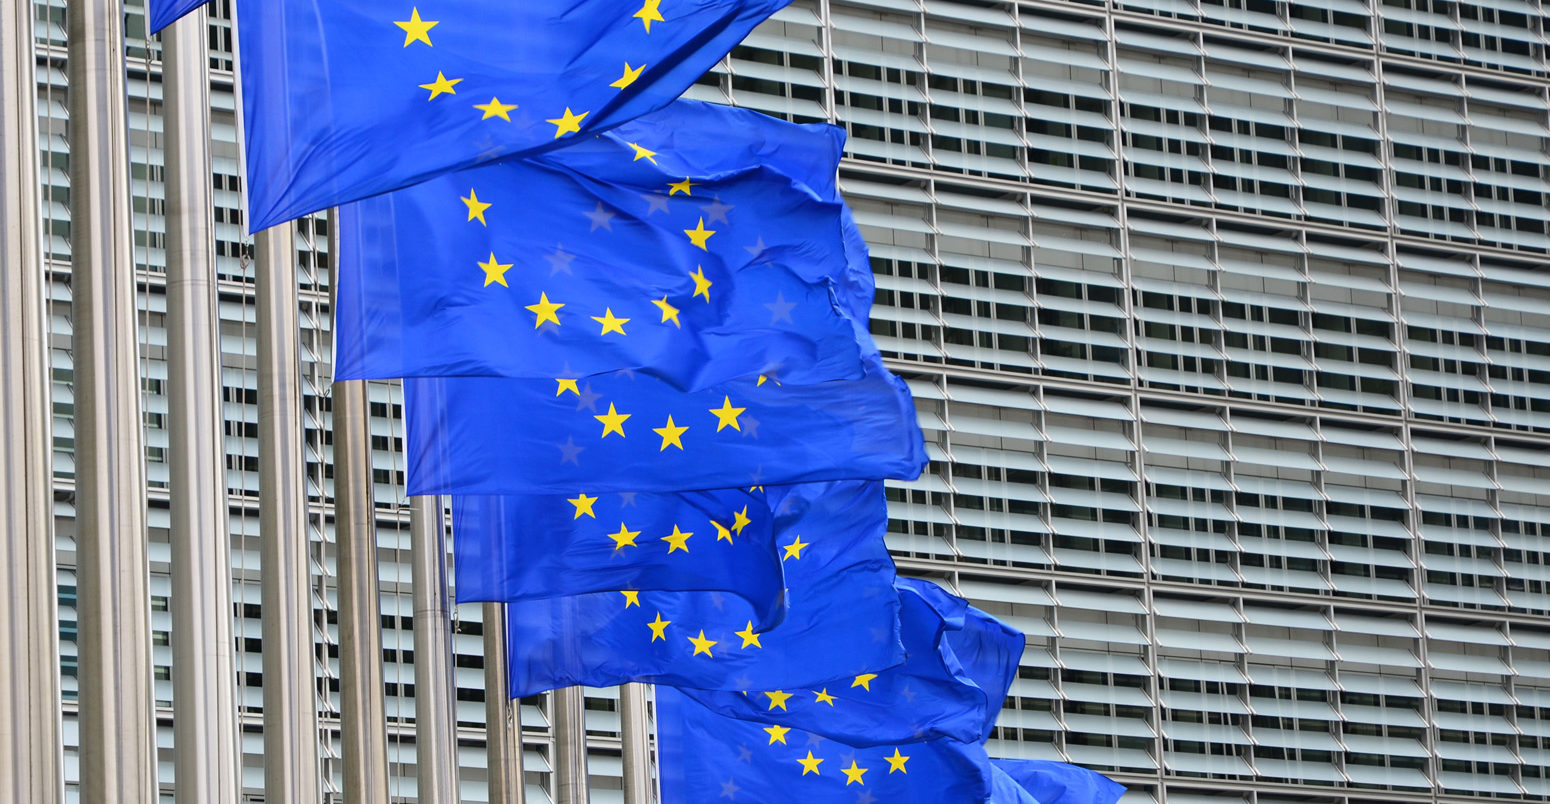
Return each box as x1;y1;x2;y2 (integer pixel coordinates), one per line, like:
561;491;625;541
394;0;671;138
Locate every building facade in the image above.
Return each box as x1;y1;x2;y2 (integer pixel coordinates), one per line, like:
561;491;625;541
30;0;1550;800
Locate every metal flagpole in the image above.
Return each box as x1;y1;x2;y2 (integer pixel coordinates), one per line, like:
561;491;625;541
234;0;324;794
0;0;64;798
620;684;653;804
162;9;240;800
328;221;392;803
254;220;324;804
483;603;527;804
410;494;458;801
66;0;156;800
553;687;590;804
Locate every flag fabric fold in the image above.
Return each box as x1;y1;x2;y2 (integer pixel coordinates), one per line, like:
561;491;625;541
403;354;924;496
236;0;789;229
657;686;995;804
992;764;1043;804
451;488;785;625
504;481;902;696
991;759;1127;804
680;577;1024;746
335;101;872;391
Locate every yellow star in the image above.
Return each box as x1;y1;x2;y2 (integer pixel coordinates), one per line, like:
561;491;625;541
594;403;630;438
477;252;513;287
851;673;877;691
607;523;640;551
652;415;688;451
648;612;671;641
461;189;491;224
756;374;781;387
687;629;717;657
783;536;808;560
567;492;598;519
735;621;761;649
547;107;589;138
709;396;745;432
591;308;630;335
668;177;695;196
683;217;716;250
651;297;681;328
475;97;518;121
555;378;580;397
628;141;657;163
690;266;712;302
612;62;648;89
797;751;823;776
885;748;910;774
731;505;752;536
813;688;836;705
394;8;438;47
419;71;462;100
525;292;564;328
633;0;664;32
842;761;868;786
764;690;792;711
764;724;790;745
713;520;733;543
662;524;692;553
621;590;640;608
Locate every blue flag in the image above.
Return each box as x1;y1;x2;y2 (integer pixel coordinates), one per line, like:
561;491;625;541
991;760;1126;804
681;578;1024;746
505;481;902;696
992;765;1041;804
658;687;994;804
451;488;785;625
147;0;204;33
403;354;924;496
236;0;788;229
335;101;873;391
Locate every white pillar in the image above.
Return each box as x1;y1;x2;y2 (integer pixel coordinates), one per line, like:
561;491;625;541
0;0;64;798
410;495;459;801
162;9;240;800
484;603;527;804
553;687;590;804
620;684;653;804
255;220;323;803
333;376;390;802
66;0;155;799
330;219;390;802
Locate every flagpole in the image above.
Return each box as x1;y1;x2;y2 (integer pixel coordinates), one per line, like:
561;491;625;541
620;683;653;804
483;602;527;804
0;0;64;798
329;219;392;803
553;686;590;804
254;217;324;803
162;8;241;799
234;0;325;794
410;494;458;801
67;0;156;800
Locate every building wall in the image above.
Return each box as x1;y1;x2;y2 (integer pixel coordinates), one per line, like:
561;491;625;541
32;0;1550;801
